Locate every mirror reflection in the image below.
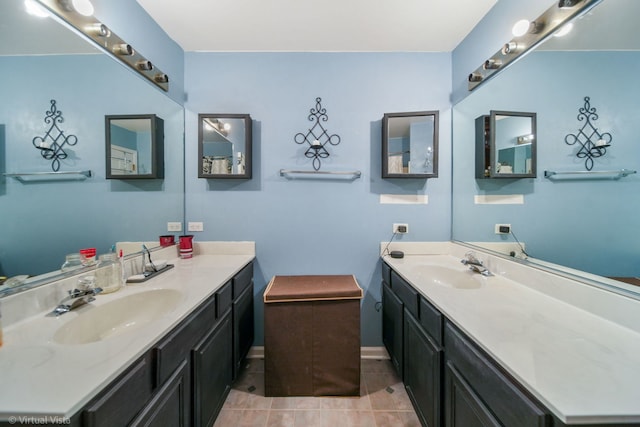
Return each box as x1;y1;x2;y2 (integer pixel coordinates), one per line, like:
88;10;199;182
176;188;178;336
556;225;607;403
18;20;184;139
476;111;536;178
452;0;640;292
106;115;164;179
198;114;252;178
382;111;439;178
0;0;184;295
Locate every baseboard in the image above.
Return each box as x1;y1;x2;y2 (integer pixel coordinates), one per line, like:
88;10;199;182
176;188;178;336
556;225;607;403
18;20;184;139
247;346;389;360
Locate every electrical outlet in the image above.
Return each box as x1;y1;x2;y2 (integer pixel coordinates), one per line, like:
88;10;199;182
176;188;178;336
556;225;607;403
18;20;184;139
188;221;204;232
393;223;409;234
167;222;182;232
495;224;511;234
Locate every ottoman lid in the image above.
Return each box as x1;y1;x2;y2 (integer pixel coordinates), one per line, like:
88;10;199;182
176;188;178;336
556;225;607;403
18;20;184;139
264;275;363;303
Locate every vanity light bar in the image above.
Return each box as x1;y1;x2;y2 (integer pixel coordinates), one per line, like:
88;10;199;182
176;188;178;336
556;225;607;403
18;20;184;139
468;0;602;91
34;0;169;92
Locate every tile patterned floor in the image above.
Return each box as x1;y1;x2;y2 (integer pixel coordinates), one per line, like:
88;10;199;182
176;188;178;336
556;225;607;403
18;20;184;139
214;359;421;427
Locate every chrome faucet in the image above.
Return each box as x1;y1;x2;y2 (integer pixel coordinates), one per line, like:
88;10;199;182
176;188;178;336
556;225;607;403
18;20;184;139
49;276;103;316
461;252;493;276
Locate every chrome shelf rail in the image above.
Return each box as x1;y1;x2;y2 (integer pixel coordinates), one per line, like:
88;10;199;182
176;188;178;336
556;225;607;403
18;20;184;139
544;169;636;180
279;169;362;180
4;170;92;182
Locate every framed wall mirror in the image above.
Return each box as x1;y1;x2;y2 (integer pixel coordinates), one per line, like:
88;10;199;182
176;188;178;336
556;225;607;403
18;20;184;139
382;111;439;178
198;114;252;179
452;0;640;297
0;0;184;296
106;114;164;179
475;110;536;179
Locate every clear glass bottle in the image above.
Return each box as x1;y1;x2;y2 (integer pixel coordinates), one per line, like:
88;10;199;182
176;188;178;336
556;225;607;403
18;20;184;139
61;253;83;272
95;253;123;294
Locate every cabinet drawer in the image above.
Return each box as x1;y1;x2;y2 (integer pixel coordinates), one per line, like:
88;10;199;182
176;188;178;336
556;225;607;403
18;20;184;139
382;262;391;286
154;293;217;387
83;354;153;427
216;281;233;318
419;297;443;346
233;262;253;298
391;270;419;318
445;322;548;427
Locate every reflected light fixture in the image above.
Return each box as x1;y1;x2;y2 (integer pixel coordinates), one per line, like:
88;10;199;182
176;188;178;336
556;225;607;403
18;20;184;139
512;19;531;37
86;23;110;37
501;41;522;55
71;0;93;16
113;43;134;56
558;0;583;9
154;73;169;84
203;118;228;136
483;58;502;70
24;0;49;17
468;72;483;82
136;60;154;71
554;22;574;37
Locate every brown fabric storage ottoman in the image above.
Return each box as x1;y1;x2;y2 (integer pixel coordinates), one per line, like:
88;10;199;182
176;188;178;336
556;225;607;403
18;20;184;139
264;275;363;397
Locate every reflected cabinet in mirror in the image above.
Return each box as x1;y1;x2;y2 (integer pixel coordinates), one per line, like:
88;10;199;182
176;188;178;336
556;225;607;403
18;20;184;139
475;111;536;179
198;114;252;179
382;111;439;178
106;115;164;179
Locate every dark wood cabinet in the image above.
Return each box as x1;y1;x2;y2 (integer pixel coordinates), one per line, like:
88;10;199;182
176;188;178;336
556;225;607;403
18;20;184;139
233;282;254;379
404;309;442;427
193;310;233;427
130;360;189;427
382;280;404;378
445;362;501;427
83;355;154;427
383;261;548;427
444;321;548;427
74;261;254;427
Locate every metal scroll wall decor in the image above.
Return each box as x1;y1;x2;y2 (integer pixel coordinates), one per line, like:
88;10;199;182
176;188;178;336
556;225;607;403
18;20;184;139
32;99;78;172
564;96;612;171
294;97;341;171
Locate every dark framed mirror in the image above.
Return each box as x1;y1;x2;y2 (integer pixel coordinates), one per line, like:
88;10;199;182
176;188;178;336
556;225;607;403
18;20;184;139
105;114;164;179
198;114;252;179
475;110;536;179
382;111;439;178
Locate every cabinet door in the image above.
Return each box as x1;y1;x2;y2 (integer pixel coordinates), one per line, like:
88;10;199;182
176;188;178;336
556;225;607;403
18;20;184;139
131;360;189;427
445;363;501;427
404;310;442;427
382;281;404;377
192;311;233;427
233;281;254;379
83;355;153;427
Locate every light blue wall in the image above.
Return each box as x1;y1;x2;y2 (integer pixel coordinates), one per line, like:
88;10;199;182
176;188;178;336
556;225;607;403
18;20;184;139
184;52;452;346
452;50;640;276
0;55;183;276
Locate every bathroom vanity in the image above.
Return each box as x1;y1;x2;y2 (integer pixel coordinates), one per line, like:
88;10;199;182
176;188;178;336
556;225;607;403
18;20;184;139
382;243;640;427
0;243;255;427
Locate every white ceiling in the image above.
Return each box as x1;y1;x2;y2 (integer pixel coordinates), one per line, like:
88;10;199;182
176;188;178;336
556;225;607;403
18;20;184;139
136;0;498;52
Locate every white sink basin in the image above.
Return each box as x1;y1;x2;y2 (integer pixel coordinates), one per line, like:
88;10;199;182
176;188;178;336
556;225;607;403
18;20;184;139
412;265;483;289
53;289;183;345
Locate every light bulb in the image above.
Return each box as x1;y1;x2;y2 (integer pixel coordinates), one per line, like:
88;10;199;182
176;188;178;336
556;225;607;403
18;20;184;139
71;0;94;16
554;22;574;37
512;19;530;37
223;123;231;131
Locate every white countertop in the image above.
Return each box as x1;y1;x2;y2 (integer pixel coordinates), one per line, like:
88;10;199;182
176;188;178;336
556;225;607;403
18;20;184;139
0;252;254;420
383;249;640;425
